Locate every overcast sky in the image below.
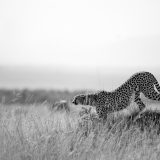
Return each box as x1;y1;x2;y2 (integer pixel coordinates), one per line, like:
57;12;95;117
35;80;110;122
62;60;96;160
0;0;160;70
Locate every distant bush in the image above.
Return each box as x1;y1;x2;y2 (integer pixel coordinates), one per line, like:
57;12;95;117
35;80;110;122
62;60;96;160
52;100;70;112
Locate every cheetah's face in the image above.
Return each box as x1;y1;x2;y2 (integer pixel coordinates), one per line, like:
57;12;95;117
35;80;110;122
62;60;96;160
72;95;86;105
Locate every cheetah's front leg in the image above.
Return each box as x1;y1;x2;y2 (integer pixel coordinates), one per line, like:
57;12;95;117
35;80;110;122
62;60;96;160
134;91;145;111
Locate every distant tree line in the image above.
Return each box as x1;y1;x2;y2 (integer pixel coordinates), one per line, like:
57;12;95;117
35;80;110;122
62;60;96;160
0;89;88;105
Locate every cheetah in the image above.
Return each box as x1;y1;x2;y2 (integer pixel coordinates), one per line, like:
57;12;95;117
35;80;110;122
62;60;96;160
72;72;160;119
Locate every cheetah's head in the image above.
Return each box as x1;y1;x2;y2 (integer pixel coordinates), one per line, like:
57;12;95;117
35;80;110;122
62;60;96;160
72;94;97;106
72;94;86;105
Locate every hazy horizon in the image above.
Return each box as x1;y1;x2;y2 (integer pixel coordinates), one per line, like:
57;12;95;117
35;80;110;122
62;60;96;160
0;66;160;91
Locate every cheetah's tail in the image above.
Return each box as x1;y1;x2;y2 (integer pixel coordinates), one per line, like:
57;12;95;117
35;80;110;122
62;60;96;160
154;79;160;93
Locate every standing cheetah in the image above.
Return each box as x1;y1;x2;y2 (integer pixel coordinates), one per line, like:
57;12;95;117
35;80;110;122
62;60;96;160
72;72;160;119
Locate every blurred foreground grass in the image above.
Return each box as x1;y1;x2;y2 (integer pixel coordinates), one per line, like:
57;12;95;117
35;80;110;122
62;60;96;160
1;101;160;160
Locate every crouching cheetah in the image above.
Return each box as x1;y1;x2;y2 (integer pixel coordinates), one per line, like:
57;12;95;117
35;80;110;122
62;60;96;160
72;72;160;119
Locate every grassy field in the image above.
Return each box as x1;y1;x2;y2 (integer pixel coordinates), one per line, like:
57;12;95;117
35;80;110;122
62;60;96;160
1;96;160;160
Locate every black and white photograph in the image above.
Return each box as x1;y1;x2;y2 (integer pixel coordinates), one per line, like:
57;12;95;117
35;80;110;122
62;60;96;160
0;0;160;159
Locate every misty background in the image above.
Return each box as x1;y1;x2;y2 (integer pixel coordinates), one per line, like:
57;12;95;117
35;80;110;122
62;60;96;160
0;0;160;91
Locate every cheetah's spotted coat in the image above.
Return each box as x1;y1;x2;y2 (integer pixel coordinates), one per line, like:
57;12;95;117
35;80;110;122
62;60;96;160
72;72;160;119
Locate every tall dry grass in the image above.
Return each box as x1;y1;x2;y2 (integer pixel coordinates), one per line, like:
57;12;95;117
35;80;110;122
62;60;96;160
0;103;160;160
